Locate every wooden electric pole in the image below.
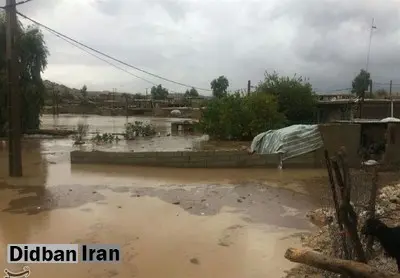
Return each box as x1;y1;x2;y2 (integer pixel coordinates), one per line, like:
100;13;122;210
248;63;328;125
247;80;251;95
6;0;22;177
390;80;394;117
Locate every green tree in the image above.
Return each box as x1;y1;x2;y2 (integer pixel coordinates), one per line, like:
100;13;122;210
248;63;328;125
199;92;286;140
255;72;317;125
351;69;370;97
210;76;229;98
134;93;144;99
184;87;199;98
0;12;49;136
151;84;168;100
80;84;88;100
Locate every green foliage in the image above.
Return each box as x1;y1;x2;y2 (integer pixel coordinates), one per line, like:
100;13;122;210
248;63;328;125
255;72;317;125
351;69;370;97
124;121;156;139
184;87;199;98
0;13;49;136
210;76;229;98
91;132;119;144
134;93;145;99
199;92;286;140
151;84;168;100
200;71;317;140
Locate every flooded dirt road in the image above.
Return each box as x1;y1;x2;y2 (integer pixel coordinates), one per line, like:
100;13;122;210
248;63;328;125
0;115;330;277
0;139;329;278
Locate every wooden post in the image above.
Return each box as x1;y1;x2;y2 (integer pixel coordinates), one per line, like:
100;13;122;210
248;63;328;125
6;0;22;177
324;150;350;259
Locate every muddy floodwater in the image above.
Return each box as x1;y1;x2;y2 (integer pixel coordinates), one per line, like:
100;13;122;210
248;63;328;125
41;114;202;152
0;115;329;278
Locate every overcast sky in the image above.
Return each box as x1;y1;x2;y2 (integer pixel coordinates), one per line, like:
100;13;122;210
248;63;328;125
3;0;400;94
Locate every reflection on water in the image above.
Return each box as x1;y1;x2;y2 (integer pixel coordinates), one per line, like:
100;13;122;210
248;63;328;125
0;119;330;278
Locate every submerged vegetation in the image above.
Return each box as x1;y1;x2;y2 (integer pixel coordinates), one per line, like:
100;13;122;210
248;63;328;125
72;122;89;144
91;132;120;144
124;121;156;140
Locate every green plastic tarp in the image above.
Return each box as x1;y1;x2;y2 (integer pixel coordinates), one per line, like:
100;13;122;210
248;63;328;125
250;124;324;161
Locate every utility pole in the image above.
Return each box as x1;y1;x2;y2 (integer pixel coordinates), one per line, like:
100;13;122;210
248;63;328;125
390;80;394;117
360;18;376;120
369;79;373;97
6;0;22;177
52;83;56;115
247;80;251;96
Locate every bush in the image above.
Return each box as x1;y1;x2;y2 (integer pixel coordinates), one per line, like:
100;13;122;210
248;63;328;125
73;122;89;144
91;132;119;144
199;92;286;140
124;121;156;140
255;72;317;125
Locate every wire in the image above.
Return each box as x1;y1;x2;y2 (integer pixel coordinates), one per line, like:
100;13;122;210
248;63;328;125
44;27;185;94
0;0;34;9
17;11;212;92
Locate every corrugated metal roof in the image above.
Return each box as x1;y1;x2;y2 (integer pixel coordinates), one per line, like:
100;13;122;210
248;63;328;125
250;125;324;161
334;118;400;124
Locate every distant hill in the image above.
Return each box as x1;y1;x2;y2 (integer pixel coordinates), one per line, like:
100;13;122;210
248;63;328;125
42;80;209;100
43;80;117;98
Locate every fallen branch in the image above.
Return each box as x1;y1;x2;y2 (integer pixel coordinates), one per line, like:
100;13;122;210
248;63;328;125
284;248;400;278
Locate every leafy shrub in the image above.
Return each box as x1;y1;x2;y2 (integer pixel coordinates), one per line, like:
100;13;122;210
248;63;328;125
255;72;317;125
91;132;120;144
124;121;156;140
199;92;286;140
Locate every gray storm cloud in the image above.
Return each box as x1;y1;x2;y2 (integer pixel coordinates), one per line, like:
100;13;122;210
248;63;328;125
2;0;400;93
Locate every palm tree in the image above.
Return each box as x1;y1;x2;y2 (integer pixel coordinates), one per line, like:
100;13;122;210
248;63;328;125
0;12;49;136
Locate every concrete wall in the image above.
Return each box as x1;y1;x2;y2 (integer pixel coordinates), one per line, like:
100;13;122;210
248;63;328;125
318;123;361;167
70;150;324;168
283;148;325;168
317;101;400;123
383;123;400;166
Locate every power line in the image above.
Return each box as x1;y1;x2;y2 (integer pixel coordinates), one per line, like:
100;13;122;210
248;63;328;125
17;11;212;92
0;0;33;9
43;27;184;94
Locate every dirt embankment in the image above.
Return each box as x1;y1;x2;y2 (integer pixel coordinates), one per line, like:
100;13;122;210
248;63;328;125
285;175;400;277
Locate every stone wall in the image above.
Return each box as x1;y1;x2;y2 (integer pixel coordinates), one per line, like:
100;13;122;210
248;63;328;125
70;150;324;168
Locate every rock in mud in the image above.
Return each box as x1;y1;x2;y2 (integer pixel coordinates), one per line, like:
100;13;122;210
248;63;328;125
306;208;334;228
190;258;200;265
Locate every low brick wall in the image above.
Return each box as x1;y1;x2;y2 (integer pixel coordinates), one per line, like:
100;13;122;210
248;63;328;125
70;149;324;168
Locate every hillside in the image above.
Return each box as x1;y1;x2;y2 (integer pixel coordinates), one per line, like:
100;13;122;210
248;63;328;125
43;80;118;99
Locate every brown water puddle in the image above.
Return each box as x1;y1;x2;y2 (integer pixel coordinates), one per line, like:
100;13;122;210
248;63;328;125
0;138;329;278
